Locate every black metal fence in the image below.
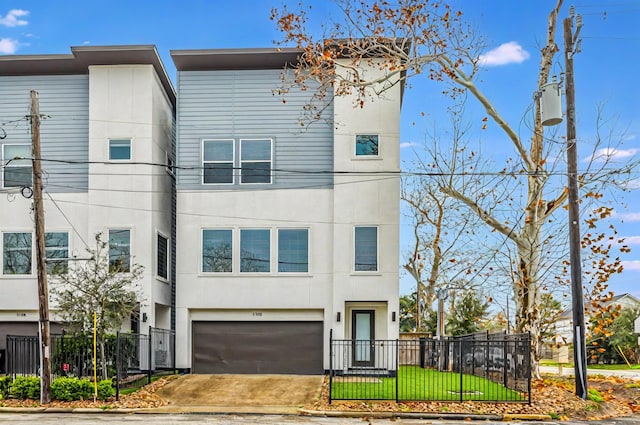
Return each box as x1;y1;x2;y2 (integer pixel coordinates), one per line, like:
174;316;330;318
5;326;175;400
329;331;531;403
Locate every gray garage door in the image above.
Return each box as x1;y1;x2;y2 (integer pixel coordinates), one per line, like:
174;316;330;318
192;321;323;374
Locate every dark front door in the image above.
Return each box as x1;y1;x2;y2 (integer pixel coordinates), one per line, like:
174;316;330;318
352;310;375;367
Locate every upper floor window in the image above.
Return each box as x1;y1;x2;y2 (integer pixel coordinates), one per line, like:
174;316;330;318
240;139;272;184
202;229;232;273
278;229;308;273
355;134;379;157
2;232;32;275
109;229;131;272
2;144;32;188
45;232;68;274
354;226;378;272
157;233;169;280
240;229;270;273
109;139;131;160
203;140;234;184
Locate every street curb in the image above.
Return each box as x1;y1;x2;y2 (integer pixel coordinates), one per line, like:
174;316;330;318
300;409;504;421
502;414;553;421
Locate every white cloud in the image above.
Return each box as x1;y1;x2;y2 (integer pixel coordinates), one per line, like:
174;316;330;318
0;9;29;27
625;179;640;190
0;37;19;54
613;211;640;222
622;260;640;271
586;147;638;163
400;142;418;149
622;236;640;245
478;42;530;66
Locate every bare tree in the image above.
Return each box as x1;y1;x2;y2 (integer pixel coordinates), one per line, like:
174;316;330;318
272;0;637;376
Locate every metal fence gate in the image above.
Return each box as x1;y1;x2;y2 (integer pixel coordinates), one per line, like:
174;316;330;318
329;331;531;403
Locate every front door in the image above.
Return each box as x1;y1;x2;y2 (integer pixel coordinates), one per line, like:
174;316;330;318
352;310;375;367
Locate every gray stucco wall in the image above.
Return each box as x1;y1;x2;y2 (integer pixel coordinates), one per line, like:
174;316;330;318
176;69;333;190
0;75;89;192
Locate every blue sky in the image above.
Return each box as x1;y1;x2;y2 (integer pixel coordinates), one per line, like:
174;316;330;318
2;1;639;302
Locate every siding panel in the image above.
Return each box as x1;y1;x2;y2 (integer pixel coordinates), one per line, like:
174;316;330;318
0;75;89;192
176;69;333;190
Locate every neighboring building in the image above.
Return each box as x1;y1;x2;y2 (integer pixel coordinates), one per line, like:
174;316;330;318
555;293;640;343
171;48;402;374
0;46;176;373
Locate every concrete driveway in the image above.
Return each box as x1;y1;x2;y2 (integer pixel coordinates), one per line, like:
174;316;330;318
154;374;324;407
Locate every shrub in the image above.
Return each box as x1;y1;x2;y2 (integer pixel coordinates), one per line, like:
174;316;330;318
97;379;115;400
11;376;40;400
0;376;11;399
51;377;114;401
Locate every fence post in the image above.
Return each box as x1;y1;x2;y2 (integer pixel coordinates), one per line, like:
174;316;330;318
527;332;532;405
503;336;508;388
395;339;399;403
459;339;463;403
328;329;333;405
115;331;120;401
147;326;152;385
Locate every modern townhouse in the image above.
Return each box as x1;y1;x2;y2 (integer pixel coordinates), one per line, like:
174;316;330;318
0;46;176;373
171;48;402;374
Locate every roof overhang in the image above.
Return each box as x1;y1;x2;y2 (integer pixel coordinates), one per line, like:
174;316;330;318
171;47;302;71
0;45;176;107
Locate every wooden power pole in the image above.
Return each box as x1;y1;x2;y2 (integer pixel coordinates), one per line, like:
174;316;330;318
30;90;52;404
563;10;588;400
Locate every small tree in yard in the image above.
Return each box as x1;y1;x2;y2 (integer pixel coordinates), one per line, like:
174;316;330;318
51;233;144;380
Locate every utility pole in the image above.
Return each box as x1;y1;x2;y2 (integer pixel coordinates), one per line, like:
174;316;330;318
563;8;587;400
30;90;52;404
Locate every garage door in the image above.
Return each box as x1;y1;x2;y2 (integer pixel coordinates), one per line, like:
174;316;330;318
192;321;323;374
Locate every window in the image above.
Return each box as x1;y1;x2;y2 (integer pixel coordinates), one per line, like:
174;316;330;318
354;226;378;272
278;229;308;272
45;232;68;274
202;229;232;273
355;134;379;156
240;139;272;184
109;229;131;272
3;144;32;188
203;140;234;184
240;229;270;272
3;232;32;275
109;139;131;160
157;233;168;279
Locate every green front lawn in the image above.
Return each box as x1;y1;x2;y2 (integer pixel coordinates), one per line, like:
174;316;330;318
331;365;527;401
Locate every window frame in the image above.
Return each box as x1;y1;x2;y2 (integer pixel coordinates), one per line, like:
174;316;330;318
239;138;273;185
2;143;33;189
2;231;33;276
108;228;132;273
240;228;271;273
108;138;132;161
156;232;169;280
45;231;69;275
354;226;379;272
201;228;233;273
354;134;380;158
202;139;235;185
277;228;309;273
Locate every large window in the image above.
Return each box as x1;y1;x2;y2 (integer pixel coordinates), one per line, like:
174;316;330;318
355;134;379;157
278;229;308;273
45;232;68;274
3;144;32;188
109;139;131;160
240;139;272;184
354;226;378;272
203;140;234;184
109;229;131;272
240;229;270;272
157;233;168;279
202;229;232;273
2;232;32;275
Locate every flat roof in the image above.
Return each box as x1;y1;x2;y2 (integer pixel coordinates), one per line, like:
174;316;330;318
171;47;302;71
0;45;176;107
